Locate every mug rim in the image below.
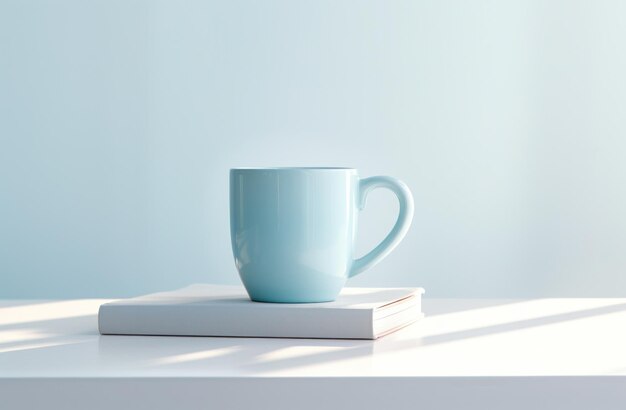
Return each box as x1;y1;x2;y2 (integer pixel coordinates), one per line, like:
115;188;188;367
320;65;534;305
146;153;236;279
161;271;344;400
231;167;355;171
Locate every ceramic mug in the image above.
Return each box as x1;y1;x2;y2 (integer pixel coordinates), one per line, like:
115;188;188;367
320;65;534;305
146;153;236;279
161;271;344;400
230;167;414;303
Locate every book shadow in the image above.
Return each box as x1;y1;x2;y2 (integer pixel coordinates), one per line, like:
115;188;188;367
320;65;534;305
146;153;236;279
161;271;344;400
96;333;376;374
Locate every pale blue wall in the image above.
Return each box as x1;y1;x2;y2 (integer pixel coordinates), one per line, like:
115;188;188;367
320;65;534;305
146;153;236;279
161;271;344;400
2;0;626;298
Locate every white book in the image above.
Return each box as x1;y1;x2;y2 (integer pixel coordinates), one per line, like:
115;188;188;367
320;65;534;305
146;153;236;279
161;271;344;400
98;284;424;340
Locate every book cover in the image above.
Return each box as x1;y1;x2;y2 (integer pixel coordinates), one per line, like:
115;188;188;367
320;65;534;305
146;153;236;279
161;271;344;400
98;284;424;340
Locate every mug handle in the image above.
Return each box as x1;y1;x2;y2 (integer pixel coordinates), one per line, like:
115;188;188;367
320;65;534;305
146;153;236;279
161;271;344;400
349;176;414;278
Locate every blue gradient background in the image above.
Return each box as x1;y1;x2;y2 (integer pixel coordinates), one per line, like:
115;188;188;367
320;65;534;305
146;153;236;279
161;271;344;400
2;0;626;298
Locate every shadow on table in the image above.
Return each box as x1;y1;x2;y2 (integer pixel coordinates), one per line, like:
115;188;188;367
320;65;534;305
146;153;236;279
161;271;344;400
96;300;626;374
424;299;528;316
97;332;376;374
418;301;626;347
3;300;626;375
0;301;98;353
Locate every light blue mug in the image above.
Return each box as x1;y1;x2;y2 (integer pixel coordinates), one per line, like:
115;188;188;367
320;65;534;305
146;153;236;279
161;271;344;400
230;167;414;303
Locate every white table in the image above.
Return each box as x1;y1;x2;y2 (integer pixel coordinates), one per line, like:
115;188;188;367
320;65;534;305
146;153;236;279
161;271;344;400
2;298;626;409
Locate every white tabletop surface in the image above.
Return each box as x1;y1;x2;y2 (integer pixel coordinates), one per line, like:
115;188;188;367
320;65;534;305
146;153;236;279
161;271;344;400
2;298;626;377
2;298;626;409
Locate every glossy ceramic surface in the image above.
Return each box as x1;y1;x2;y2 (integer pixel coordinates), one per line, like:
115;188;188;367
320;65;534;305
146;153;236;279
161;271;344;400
230;168;414;302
